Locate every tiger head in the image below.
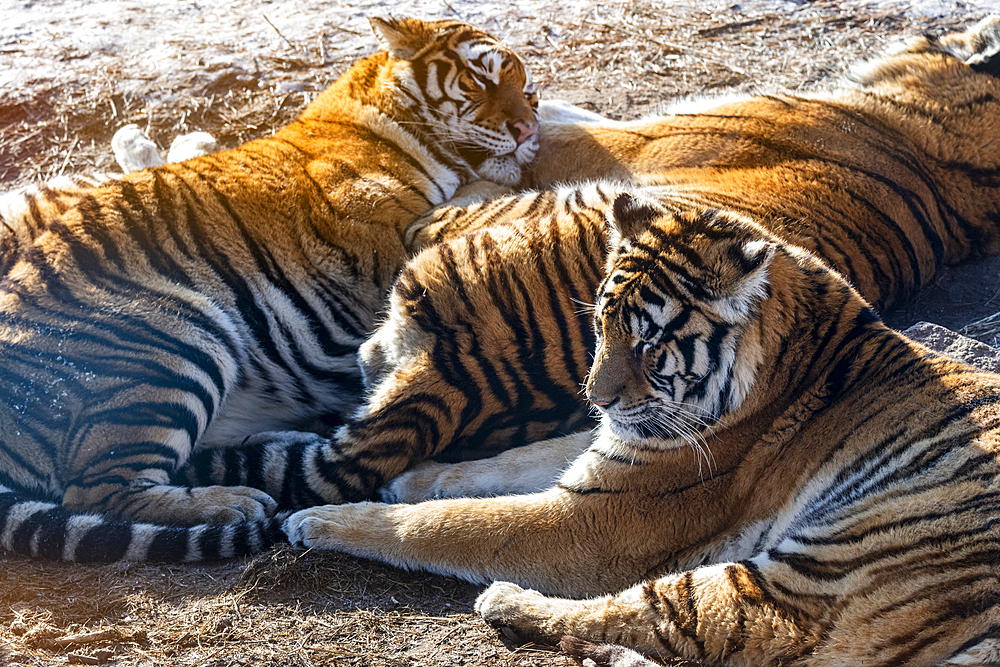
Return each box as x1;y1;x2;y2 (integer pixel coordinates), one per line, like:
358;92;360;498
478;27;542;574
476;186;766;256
586;193;776;451
370;17;540;186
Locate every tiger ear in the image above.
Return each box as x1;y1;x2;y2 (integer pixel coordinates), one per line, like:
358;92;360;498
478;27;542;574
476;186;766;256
733;239;775;276
608;193;663;242
712;239;775;319
370;17;436;60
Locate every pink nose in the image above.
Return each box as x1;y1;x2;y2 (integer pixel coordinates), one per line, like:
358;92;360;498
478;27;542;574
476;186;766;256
512;120;538;145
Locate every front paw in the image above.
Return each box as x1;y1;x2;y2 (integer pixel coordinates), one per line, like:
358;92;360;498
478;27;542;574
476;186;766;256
282;501;392;555
283;504;355;550
193;485;278;523
475;580;556;646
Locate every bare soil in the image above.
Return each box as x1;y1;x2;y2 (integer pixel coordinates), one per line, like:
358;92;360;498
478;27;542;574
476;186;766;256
1;2;997;665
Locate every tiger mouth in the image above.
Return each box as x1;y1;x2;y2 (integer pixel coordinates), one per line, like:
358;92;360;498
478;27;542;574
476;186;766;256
605;404;715;443
604;407;661;438
459;129;539;165
460;144;524;165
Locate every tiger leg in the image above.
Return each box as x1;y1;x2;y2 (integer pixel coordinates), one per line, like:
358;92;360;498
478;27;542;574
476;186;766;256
378;431;591;503
174;383;473;508
62;444;277;526
475;564;821;667
477;556;1000;667
172;429;385;508
283;478;680;596
58;392;276;525
172;370;474;508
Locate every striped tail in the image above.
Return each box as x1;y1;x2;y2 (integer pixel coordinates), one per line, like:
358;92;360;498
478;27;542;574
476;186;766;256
0;487;286;563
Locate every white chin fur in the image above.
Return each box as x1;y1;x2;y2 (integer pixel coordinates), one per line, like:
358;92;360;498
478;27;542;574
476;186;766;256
475;135;539;185
598;418;688;452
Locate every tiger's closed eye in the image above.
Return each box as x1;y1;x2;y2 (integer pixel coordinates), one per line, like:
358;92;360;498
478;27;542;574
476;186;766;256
459;70;487;91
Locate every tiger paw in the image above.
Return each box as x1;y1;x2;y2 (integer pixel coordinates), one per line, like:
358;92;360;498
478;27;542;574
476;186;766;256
559;636;659;667
94;484;279;525
282;502;387;552
476;581;582;647
378;460;467;503
178;485;278;524
166;131;217;163
112;124;166;173
283;506;331;548
475;581;551;639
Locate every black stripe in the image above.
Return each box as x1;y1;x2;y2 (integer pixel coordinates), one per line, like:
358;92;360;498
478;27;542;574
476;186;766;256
72;521;132;562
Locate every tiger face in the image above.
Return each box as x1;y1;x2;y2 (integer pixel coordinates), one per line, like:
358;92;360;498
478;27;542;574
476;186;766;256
371;17;539;186
586;194;772;448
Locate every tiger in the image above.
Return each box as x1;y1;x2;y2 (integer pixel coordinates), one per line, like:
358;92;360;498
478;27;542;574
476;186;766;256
285;188;1000;666
0;16;539;563
180;15;1000;510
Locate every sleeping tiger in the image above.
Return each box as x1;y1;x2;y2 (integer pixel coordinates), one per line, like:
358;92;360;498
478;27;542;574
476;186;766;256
0;16;539;562
286;189;1000;666
184;15;1000;508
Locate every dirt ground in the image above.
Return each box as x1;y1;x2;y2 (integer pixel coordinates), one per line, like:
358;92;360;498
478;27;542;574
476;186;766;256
2;1;999;665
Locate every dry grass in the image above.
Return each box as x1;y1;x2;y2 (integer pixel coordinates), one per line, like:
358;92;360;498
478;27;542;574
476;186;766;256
0;2;995;665
1;546;571;667
3;2;973;189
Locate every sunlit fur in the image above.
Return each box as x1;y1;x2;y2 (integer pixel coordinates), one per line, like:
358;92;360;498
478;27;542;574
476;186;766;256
0;173;117;276
0;17;538;563
295;17;1000;506
528;17;1000;313
286;190;1000;666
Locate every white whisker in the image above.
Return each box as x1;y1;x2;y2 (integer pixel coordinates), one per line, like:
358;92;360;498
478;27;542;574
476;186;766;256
571;297;597;317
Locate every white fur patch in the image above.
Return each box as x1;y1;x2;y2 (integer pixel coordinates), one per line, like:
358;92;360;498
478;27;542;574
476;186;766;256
353;102;465;204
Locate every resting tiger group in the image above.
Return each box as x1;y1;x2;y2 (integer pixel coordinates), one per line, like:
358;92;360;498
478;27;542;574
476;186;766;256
3;14;1000;667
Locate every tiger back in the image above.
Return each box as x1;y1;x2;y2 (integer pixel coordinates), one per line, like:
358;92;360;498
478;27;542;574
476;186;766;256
0;17;539;562
525;17;1000;312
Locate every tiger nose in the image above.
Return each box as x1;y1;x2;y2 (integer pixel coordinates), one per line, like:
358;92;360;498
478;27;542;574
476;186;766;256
510;120;538;145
